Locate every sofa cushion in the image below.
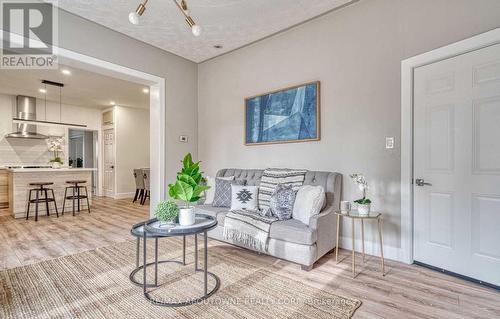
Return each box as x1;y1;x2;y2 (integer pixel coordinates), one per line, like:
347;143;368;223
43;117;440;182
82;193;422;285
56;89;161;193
213;179;245;207
195;205;229;225
269;218;317;245
204;176;234;205
292;185;325;225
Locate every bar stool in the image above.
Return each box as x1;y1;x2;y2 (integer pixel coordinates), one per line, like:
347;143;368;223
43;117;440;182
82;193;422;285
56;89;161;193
132;168;145;203
62;180;91;216
26;182;58;221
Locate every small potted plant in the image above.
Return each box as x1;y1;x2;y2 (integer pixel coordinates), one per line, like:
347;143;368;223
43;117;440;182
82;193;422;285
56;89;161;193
168;153;210;226
155;200;179;227
350;173;371;215
47;137;64;169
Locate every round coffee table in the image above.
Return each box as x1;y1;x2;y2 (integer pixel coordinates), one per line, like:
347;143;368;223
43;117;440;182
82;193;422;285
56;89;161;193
135;214;220;307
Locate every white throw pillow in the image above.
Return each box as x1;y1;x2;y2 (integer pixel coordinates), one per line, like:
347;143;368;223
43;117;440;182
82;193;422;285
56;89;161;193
204;176;234;205
230;185;259;211
292;185;325;225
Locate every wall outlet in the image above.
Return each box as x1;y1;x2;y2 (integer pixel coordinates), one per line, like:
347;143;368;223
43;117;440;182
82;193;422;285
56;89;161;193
385;137;394;149
179;135;188;143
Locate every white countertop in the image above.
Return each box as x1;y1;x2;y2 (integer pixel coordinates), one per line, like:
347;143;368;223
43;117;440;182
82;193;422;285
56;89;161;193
3;167;97;173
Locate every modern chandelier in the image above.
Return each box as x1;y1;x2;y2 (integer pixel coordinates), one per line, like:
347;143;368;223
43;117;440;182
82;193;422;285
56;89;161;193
129;0;202;37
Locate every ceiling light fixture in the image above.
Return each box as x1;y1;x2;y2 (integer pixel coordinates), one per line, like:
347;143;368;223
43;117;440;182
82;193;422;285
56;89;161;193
129;0;201;36
142;88;149;93
39;88;47;93
110;101;116;105
61;69;71;75
129;0;147;25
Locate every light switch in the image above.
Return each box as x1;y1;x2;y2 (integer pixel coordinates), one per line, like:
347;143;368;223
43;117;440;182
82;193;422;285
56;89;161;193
179;135;188;143
385;137;394;149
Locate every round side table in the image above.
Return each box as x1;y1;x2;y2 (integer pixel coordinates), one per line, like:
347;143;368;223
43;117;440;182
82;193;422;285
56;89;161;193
137;214;220;307
335;210;385;278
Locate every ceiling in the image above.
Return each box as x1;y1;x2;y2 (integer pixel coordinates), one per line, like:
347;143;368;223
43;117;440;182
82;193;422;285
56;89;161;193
0;65;150;109
54;0;353;63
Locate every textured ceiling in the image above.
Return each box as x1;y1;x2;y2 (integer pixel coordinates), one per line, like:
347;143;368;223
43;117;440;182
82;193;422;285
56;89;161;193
0;65;149;109
54;0;353;63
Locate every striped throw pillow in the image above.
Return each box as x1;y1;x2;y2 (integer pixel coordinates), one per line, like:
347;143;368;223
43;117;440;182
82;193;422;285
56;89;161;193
258;168;307;213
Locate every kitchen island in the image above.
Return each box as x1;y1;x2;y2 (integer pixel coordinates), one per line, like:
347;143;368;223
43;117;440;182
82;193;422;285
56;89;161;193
7;168;95;219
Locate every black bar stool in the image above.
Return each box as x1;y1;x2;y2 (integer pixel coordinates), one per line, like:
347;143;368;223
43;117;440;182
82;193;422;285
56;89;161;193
26;182;58;221
62;180;91;216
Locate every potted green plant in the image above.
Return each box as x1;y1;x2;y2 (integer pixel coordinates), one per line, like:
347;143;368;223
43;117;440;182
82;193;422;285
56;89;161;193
168;153;210;226
47;137;64;169
350;173;371;215
155;200;179;227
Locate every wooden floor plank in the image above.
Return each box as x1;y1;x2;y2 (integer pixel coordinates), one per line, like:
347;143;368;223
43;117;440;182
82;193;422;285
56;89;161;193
0;196;499;318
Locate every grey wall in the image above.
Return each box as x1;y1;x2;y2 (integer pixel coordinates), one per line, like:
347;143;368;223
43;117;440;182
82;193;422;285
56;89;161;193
197;0;500;256
58;9;198;184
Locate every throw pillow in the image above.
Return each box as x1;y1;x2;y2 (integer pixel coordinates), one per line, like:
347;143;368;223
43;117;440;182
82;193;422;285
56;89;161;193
258;168;307;213
292;185;326;225
212;178;244;207
268;184;296;220
204;176;234;205
230;185;259;211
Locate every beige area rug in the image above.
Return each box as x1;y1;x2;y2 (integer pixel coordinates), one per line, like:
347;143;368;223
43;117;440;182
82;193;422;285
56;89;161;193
0;237;361;319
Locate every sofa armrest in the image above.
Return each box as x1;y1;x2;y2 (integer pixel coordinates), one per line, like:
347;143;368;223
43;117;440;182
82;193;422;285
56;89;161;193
309;206;337;260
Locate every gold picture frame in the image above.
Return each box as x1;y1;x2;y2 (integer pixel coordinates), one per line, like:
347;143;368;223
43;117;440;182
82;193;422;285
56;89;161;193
244;80;321;146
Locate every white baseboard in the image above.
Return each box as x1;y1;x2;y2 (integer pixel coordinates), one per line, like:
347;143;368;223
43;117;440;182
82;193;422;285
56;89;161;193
113;192;136;199
339;236;405;263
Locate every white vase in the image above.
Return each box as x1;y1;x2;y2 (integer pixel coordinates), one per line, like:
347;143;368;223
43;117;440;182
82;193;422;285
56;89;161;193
178;208;195;226
358;203;371;215
51;162;62;169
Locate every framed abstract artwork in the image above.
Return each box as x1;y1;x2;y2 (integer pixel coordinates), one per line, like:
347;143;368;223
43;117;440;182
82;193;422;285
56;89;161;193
245;81;320;145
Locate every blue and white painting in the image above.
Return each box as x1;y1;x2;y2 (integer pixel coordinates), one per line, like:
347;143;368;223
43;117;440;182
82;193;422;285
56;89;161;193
245;81;320;145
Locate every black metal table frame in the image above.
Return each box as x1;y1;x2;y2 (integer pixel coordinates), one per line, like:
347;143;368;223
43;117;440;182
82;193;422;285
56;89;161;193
130;217;220;307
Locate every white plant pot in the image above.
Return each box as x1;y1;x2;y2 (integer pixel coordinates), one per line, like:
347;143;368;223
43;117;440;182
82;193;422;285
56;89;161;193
357;203;371;215
51;162;62;169
178;208;195;226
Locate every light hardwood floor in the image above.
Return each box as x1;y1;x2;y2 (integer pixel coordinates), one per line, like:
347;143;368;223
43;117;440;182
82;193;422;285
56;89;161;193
1;197;499;318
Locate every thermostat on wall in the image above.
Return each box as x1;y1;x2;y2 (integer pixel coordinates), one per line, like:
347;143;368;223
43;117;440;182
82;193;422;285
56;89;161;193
179;135;188;143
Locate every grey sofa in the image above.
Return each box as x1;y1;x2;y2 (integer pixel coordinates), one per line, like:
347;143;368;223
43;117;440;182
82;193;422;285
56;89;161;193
194;168;342;270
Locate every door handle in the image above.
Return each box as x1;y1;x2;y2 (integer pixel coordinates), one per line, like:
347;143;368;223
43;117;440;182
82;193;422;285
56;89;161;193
111;165;114;169
415;178;432;186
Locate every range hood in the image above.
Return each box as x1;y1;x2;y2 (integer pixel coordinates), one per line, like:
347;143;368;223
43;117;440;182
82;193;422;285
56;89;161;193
5;96;49;139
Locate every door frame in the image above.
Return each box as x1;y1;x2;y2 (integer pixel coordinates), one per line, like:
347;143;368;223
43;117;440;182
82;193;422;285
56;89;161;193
1;30;167;217
401;27;500;264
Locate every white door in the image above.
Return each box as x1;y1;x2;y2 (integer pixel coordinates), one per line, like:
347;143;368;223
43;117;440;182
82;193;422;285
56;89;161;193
103;129;115;197
414;43;500;286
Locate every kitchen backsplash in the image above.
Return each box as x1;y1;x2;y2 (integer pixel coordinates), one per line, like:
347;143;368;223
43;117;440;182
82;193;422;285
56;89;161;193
0;138;63;166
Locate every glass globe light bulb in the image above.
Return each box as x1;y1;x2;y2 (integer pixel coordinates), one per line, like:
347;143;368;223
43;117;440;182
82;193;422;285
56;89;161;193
191;24;202;37
129;12;140;25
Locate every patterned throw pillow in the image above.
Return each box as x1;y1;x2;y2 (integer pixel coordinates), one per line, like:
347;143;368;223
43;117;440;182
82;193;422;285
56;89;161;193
230;185;259;211
258;168;307;213
212;179;245;207
204;176;234;205
268;184;296;220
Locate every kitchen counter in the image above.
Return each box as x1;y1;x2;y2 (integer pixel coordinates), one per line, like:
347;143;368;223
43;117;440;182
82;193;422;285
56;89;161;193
7;168;94;218
5;168;97;173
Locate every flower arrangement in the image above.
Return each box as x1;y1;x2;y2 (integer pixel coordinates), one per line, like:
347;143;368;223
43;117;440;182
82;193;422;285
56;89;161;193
350;173;371;214
47;137;64;166
155;200;179;224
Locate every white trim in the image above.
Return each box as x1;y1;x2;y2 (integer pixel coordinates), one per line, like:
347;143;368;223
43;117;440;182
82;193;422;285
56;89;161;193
1;30;167;216
113;192;137;199
401;27;500;264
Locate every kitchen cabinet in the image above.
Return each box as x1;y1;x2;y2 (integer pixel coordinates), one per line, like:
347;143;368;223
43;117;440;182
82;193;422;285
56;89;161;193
0;169;8;209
